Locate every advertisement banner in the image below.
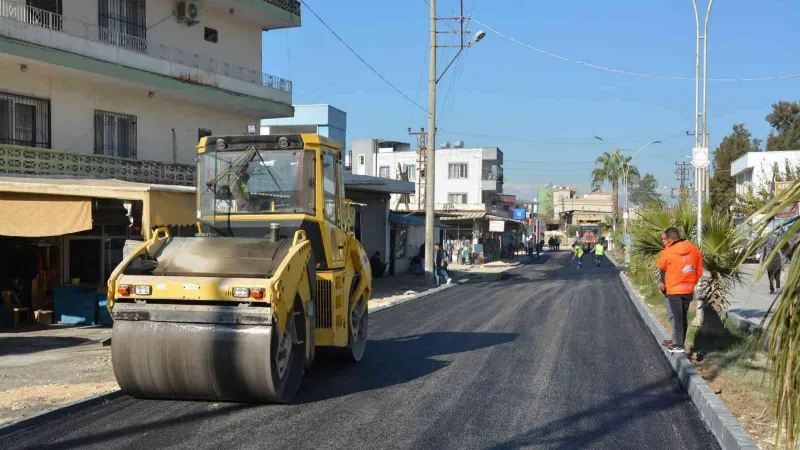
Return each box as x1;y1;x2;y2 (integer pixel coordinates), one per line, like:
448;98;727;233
513;208;527;220
489;220;505;233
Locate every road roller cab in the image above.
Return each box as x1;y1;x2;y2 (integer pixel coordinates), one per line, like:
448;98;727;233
106;134;371;403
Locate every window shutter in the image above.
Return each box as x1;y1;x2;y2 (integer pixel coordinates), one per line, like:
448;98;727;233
94;113;104;155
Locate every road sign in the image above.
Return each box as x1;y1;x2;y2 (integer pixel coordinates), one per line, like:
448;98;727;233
776;181;793;201
513;208;527;220
691;147;710;168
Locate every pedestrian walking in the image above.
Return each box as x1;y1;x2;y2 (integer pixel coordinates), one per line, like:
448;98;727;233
593;241;604;266
434;243;452;285
763;237;784;294
572;243;583;269
657;227;703;354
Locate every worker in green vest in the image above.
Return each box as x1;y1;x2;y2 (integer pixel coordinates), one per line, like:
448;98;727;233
594;240;605;266
226;163;251;212
572;243;584;269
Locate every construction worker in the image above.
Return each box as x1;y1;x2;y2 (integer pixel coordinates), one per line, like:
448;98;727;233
593;240;604;266
572;243;584;269
657;227;703;354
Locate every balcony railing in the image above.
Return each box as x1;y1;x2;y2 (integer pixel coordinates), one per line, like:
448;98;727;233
0;0;292;93
265;0;302;16
0;144;196;187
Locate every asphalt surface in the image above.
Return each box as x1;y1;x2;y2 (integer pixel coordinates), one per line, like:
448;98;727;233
1;252;718;450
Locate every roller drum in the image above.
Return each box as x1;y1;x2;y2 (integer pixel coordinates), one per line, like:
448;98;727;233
112;320;297;403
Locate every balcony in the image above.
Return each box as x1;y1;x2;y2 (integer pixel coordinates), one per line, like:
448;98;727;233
0;1;293;115
481;166;504;192
206;0;301;30
0;144;196;187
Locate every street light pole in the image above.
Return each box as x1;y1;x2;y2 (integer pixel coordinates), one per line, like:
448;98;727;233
622;140;662;236
692;0;713;249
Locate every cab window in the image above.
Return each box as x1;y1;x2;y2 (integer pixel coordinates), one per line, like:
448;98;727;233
322;152;338;224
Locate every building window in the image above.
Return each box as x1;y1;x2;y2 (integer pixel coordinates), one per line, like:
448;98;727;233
448;163;468;179
204;27;219;43
94;110;137;158
322;152;339;224
99;0;147;51
358;155;365;165
0;91;51;149
448;193;468;204
404;164;416;181
198;128;213;141
379;166;390;178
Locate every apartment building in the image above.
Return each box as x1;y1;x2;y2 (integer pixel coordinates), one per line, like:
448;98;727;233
0;0;299;178
351;138;503;211
731;150;800;196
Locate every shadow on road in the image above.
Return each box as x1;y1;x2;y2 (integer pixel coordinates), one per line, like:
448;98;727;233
296;331;518;404
0;336;93;356
487;377;687;449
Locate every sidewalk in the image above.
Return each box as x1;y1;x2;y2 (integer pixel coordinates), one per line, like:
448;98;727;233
726;263;783;331
0;325;116;425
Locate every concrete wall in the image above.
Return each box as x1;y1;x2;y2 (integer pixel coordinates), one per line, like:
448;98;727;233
345;189;389;265
731;151;800;195
0;61;257;164
352;139;377;176
18;0;263;73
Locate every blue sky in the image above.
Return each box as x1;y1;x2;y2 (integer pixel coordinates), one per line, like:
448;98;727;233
262;0;800;200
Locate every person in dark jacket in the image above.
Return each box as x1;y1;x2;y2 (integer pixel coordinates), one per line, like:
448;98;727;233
763;238;784;294
434;243;451;285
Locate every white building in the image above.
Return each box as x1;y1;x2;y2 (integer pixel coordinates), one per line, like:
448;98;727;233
731;151;800;196
0;0;298;172
351;139;503;211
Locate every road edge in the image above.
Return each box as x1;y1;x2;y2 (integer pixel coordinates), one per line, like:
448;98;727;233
615;268;759;450
0;389;124;439
369;262;521;315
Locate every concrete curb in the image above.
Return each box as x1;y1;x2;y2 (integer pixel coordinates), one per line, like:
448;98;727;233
0;389;123;439
617;272;759;450
369;263;520;315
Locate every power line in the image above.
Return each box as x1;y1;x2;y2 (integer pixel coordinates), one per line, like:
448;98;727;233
300;0;427;113
472;17;800;83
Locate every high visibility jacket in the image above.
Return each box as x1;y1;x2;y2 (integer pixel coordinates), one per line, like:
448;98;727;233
594;244;604;256
575;247;584;257
657;239;703;295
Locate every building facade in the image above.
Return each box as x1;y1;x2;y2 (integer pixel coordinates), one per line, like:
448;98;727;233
731;150;800;196
553;186;613;226
1;0;298;169
351;140;504;212
261;104;347;150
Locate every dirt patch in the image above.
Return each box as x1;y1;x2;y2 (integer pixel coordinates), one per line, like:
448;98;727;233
0;382;119;424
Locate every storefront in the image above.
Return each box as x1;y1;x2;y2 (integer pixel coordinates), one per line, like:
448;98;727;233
0;177;195;327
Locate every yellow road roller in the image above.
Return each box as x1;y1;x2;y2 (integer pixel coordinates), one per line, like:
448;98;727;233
106;134;371;403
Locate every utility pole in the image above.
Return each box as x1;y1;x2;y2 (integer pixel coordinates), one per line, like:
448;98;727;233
408;127;428;210
675;161;694;201
424;0;482;284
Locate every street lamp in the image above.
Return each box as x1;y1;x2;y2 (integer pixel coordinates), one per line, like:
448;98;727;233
621;140;662;236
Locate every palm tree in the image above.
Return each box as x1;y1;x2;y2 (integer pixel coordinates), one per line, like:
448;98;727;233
744;178;800;447
630;201;743;350
592;150;639;229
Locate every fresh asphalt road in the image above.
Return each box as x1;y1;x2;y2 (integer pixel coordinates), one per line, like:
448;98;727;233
1;252;718;450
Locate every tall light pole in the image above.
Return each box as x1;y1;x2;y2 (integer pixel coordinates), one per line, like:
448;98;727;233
593;136;620;236
424;1;485;284
622;140;662;236
692;0;713;249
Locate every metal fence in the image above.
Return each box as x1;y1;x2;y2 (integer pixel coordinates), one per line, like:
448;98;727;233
0;0;292;92
0;144;196;186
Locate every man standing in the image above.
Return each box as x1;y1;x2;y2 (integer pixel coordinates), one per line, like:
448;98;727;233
434;243;452;285
763;236;784;294
657;227;703;353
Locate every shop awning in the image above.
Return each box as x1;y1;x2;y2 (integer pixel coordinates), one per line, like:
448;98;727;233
389;213;449;228
0;193;92;237
0;177;196;239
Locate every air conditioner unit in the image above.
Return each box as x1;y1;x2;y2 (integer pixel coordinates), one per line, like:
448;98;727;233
177;1;201;26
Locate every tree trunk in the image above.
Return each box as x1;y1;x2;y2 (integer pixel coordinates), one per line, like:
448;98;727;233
685;298;726;354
